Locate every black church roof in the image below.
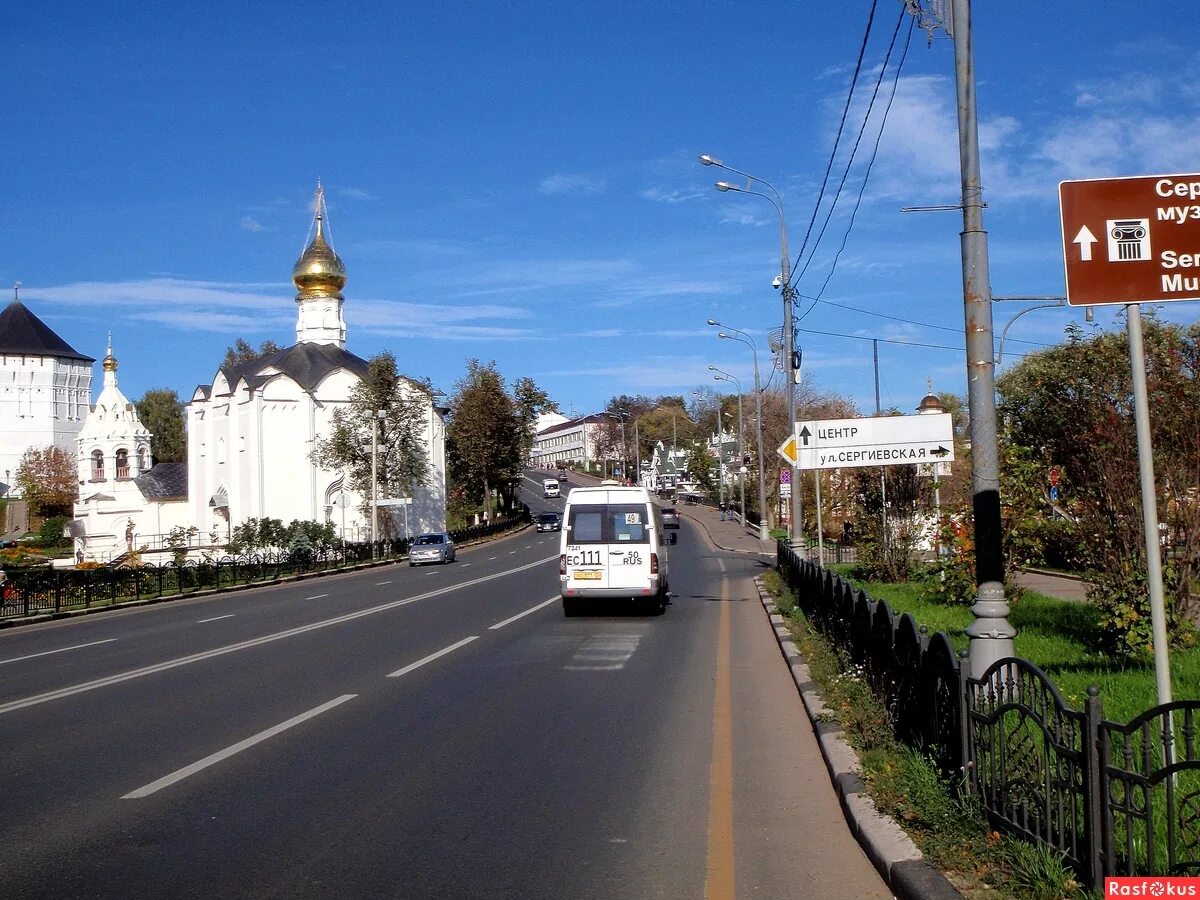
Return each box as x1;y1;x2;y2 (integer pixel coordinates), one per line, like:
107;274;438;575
0;301;94;362
134;462;189;500
216;342;371;395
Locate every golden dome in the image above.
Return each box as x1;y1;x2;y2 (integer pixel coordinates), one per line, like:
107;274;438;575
102;333;117;371
292;186;346;298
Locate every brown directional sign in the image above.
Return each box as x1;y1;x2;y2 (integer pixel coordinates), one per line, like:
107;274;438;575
1059;174;1200;306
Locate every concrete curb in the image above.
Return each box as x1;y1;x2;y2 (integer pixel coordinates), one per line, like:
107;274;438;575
755;576;964;900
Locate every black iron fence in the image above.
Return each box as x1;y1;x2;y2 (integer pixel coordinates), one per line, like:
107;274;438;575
777;541;1200;889
1;508;530;621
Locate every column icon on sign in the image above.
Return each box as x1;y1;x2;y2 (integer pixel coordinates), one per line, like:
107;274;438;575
1107;218;1150;262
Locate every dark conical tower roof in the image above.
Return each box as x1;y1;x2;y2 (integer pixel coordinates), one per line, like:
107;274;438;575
0;299;94;362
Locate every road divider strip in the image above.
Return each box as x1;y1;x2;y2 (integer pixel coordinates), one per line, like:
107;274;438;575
121;694;357;799
0;638;117;666
0;555;559;717
488;596;559;630
387;636;478;678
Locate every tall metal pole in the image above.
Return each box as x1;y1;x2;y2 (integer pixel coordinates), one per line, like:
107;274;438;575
874;339;888;548
1127;303;1173;708
713;324;770;541
700;157;799;543
716;405;725;516
950;0;1015;676
370;410;380;551
634;418;641;486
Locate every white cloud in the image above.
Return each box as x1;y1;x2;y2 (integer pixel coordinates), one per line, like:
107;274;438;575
538;173;606;196
239;216;265;232
338;187;376;201
640;186;706;204
717;205;768;227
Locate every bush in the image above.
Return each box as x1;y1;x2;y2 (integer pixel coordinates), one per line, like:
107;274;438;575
1022;516;1085;572
37;516;70;548
1089;561;1197;660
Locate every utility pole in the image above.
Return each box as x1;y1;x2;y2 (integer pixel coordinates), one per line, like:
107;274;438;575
906;0;1014;676
370;409;383;552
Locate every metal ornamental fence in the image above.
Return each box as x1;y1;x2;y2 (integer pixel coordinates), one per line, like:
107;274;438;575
1;508;530;622
777;542;1200;889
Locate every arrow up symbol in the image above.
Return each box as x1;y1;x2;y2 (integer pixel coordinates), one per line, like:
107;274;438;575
1073;225;1097;261
799;426;811;447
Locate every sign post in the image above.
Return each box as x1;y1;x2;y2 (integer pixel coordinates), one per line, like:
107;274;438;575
1059;174;1194;711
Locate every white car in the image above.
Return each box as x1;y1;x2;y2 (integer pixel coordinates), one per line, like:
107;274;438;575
409;532;456;566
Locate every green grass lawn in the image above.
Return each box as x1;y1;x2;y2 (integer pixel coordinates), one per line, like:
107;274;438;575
831;565;1198;724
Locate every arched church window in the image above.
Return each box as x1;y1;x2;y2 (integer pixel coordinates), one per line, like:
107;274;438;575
116;449;129;479
91;450;104;480
137;448;147;474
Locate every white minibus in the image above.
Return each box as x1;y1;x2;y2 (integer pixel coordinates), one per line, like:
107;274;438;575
543;478;561;498
559;485;670;616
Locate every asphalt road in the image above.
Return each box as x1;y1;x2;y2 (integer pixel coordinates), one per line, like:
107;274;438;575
0;476;889;899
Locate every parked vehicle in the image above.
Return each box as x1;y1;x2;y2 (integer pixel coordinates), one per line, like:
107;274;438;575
536;512;562;532
559;484;669;616
543;478;561;498
408;532;456;566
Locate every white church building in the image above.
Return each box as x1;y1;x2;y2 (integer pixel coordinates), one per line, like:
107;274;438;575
71;185;447;561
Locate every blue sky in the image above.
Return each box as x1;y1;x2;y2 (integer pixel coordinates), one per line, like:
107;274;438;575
5;1;1199;420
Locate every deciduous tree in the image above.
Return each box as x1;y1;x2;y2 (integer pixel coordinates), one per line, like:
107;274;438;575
15;445;78;519
135;388;187;465
221;338;282;369
312;352;431;520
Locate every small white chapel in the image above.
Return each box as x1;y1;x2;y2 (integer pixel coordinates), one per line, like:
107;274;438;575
70;185;447;561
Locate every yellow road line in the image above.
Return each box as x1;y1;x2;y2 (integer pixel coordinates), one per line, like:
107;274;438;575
705;576;735;900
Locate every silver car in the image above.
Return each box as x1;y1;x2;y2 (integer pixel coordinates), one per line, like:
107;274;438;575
408;532;456;566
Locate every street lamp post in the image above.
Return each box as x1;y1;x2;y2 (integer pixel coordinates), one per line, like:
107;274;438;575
370;408;386;552
700;154;800;544
709;319;769;541
710;366;745;529
616;411;628;482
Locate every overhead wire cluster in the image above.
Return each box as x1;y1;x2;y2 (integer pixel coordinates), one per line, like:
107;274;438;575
762;1;1048;374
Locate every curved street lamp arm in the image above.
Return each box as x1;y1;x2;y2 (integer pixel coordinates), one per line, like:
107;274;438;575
996;300;1065;365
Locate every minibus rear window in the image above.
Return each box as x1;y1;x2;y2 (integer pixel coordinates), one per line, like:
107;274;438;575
567;504;650;544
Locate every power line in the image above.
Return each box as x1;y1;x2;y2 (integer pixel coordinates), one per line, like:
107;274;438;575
801;296;1054;349
798;326;1040;361
792;0;881;271
793;4;910;291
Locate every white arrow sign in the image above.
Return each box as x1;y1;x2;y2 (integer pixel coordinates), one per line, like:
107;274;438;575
794;413;954;471
1073;225;1097;261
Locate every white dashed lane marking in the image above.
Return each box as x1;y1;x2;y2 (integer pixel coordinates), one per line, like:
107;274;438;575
387;636;479;678
305;594;329;600
197;615;234;623
0;639;117;666
122;694;357;799
489;596;559;630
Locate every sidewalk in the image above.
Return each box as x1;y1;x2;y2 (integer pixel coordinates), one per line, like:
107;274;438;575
674;500;774;556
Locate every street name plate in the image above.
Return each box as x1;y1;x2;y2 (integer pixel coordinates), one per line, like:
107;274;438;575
793;413;954;471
